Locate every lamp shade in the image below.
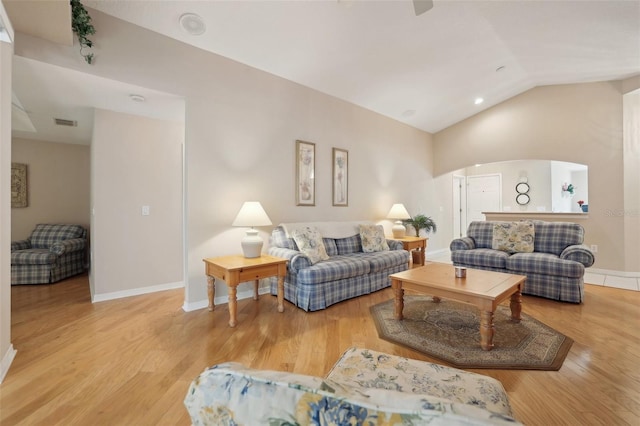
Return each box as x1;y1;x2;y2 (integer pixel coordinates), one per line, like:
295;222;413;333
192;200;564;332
232;202;272;258
387;203;411;220
232;202;272;227
387;203;411;238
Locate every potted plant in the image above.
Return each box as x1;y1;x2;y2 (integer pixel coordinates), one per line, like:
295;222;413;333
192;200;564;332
403;214;437;237
403;214;436;265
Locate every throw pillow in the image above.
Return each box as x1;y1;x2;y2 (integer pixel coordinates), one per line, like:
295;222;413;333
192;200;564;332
492;221;535;254
359;224;390;253
291;226;330;264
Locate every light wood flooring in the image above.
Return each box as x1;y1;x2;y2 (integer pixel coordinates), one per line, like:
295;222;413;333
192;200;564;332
1;273;639;425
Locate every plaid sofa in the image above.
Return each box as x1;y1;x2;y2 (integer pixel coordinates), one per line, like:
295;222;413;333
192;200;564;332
11;224;87;285
450;221;595;303
268;222;410;311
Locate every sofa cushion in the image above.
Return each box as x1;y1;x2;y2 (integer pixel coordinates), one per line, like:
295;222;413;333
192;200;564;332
451;248;510;269
291;226;329;264
492;221;535;253
11;249;56;265
326;347;515;418
359;224;389;252
532;221;584;255
335;235;362;255
30;224;86;249
353;251;409;273
297;256;371;285
185;361;521;426
506;252;585;278
323;238;338;256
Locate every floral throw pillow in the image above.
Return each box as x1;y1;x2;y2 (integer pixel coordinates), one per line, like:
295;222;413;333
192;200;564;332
291;226;329;264
359;224;390;253
492;221;535;254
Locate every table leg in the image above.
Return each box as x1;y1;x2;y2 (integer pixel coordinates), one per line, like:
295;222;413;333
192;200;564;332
228;286;238;328
277;275;284;313
391;279;404;320
510;288;522;322
480;310;495;351
420;247;426;266
253;280;259;301
207;276;215;311
432;296;441;303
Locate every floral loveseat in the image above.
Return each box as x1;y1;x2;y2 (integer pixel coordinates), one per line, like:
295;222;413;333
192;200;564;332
184;347;521;425
450;220;594;303
267;221;409;311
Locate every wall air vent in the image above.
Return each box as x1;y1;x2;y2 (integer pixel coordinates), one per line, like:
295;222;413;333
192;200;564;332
54;118;78;127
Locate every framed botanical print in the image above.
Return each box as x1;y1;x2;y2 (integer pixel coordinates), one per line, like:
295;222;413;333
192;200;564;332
11;163;28;208
296;140;315;206
332;148;348;206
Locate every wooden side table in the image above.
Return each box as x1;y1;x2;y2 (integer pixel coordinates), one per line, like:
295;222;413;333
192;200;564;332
203;254;288;327
388;236;428;267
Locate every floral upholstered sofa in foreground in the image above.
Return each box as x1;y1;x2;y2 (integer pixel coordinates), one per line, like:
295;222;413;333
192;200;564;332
450;220;594;303
184;347;521;425
267;221;410;311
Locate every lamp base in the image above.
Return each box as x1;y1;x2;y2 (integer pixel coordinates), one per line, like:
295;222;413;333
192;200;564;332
391;221;406;238
241;229;263;258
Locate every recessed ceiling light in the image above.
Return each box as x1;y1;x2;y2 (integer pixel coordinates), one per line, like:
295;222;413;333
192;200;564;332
474;98;484;105
402;109;416;117
129;94;146;102
179;13;206;36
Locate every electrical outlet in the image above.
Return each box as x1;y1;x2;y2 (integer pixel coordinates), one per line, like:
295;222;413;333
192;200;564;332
590;244;598;253
142;205;150;216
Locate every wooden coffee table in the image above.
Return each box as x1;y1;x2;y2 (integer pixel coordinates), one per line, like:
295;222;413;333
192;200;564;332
389;262;526;351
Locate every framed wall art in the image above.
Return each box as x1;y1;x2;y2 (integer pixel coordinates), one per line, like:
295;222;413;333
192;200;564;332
11;163;28;208
295;140;315;206
332;148;348;206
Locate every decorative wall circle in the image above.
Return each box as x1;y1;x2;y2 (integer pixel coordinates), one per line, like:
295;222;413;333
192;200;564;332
515;182;530;194
516;193;530;205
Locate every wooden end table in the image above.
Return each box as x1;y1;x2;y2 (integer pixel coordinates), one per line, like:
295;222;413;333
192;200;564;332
388;236;428;267
389;262;525;351
203;254;287;327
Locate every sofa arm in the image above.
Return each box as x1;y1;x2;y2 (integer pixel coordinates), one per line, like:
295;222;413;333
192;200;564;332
386;239;404;251
450;237;476;251
560;244;595;267
268;247;311;272
50;238;86;256
11;239;31;251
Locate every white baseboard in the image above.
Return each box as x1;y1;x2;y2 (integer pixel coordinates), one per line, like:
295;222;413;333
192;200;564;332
92;281;184;303
182;284;272;312
585;268;640;291
0;344;17;383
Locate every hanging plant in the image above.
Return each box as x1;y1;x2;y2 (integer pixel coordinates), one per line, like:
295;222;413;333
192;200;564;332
70;0;95;64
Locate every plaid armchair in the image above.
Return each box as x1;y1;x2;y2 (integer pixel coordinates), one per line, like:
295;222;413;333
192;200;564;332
11;224;87;285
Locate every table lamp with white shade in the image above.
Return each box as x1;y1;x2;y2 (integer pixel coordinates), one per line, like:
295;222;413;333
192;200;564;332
232;201;272;258
387;203;411;238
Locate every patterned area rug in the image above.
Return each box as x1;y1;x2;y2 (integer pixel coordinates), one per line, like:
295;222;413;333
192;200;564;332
371;296;573;370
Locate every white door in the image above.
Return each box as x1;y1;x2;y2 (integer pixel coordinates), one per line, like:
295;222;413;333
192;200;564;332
466;174;502;227
452;175;466;238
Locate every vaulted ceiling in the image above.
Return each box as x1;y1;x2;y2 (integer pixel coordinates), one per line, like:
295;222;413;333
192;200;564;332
5;0;640;144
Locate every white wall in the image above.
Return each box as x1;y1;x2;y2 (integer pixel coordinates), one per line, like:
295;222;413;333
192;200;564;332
623;89;640;273
0;2;15;383
9;10;435;308
90;109;184;300
434;81;628;271
11;138;90;240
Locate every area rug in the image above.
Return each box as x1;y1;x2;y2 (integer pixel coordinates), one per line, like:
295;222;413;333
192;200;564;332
370;296;573;370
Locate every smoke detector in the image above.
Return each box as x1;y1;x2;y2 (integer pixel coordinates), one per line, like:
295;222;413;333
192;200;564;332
179;13;206;36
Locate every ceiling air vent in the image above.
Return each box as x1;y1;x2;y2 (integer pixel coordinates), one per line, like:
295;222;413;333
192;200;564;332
54;118;78;127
